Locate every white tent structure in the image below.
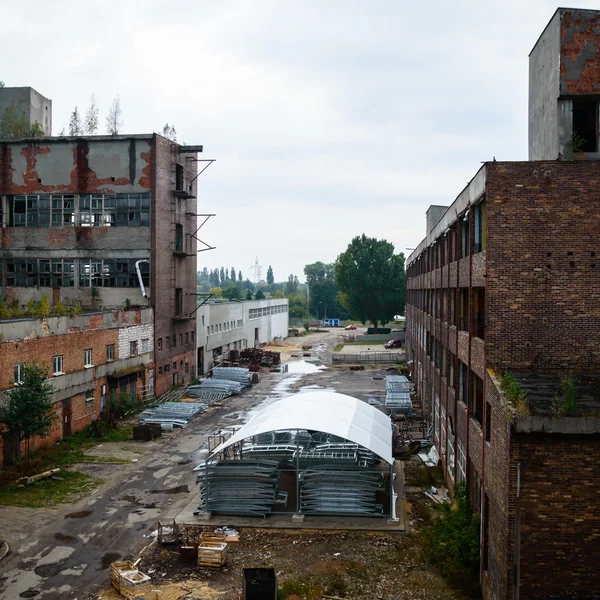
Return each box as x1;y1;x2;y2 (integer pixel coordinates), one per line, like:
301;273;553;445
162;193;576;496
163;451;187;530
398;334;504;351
211;391;393;464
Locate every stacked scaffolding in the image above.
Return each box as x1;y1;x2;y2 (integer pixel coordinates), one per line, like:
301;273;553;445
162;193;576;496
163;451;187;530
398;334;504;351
385;375;413;414
139;402;206;428
195;459;287;517
300;467;384;515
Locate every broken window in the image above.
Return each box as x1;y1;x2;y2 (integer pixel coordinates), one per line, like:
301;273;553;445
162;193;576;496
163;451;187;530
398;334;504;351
472;288;485;339
458;361;468;405
473;200;486;253
459;289;469;331
175;223;184;253
460;215;470;258
470;373;484;425
573;100;598;153
176;288;183;316
176;164;184;191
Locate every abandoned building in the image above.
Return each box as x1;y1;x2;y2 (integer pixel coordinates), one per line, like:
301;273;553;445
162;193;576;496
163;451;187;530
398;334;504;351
0;308;154;468
0;86;52;136
195;298;289;375
405;8;600;600
0;132;203;399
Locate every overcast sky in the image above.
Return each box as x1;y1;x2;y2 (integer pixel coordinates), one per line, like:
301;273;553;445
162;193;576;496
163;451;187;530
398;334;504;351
3;0;596;283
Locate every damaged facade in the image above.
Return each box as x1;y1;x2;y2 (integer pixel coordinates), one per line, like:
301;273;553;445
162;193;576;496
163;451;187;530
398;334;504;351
0;129;205;464
405;8;600;600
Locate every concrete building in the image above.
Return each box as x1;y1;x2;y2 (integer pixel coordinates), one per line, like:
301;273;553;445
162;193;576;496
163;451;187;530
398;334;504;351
406;9;600;600
529;8;600;160
0;308;154;468
0;133;204;396
196;298;289;374
0;86;52;135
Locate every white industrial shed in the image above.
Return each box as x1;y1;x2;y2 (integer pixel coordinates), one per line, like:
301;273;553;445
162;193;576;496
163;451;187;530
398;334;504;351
198;392;397;520
212;391;393;464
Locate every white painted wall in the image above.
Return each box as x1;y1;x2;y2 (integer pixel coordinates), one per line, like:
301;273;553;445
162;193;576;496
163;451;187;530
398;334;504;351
195;299;289;374
118;323;154;359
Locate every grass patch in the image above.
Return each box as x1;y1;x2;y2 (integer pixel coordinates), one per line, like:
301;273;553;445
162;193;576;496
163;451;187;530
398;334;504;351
0;470;102;508
0;422;134;484
332;344;344;352
405;463;445;488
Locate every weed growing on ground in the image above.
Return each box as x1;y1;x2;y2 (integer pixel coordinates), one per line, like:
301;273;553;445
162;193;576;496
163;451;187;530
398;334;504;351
0;470;102;508
419;482;481;598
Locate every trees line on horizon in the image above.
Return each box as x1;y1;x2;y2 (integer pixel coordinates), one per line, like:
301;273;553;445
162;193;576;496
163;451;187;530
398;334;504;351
198;234;406;328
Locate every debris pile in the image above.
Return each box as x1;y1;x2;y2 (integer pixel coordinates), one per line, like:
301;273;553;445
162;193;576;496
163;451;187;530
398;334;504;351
139;402;206;429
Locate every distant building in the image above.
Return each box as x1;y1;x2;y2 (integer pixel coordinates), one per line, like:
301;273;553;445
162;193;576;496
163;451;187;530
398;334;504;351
0;86;52;135
529;8;600;160
196;298;289;374
406;8;600;600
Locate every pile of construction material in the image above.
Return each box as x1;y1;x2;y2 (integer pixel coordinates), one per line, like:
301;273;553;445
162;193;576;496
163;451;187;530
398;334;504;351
299;467;384;516
139;402;206;429
385;375;413;414
111;561;152;599
195;459;287;517
133;423;162;441
187;367;252;402
239;348;281;370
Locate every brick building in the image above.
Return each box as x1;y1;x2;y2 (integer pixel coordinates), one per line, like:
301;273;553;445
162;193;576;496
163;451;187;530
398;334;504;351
0;132;204;398
405;8;600;600
0;309;154;467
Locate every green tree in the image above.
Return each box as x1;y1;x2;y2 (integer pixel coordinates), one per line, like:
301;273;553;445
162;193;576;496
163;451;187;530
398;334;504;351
285;274;299;295
255;290;266;300
106;95;123;135
223;285;242;300
84;95;99;134
304;261;348;319
287;291;308;319
0;362;57;471
0;101;44;138
334;234;405;328
272;290;285;299
246;289;253;300
230;267;236;282
220;266;226;283
266;265;274;285
68;106;83;136
209;286;223;297
238;270;243;281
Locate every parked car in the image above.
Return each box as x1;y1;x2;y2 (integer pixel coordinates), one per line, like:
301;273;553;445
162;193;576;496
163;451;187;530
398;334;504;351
345;324;357;330
385;338;402;349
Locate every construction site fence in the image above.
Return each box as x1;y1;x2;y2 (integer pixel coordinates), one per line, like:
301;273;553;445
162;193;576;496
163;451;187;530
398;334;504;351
332;352;405;364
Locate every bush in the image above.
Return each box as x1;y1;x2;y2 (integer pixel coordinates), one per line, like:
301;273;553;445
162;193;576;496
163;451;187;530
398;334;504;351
500;371;529;415
552;376;578;417
420;481;481;597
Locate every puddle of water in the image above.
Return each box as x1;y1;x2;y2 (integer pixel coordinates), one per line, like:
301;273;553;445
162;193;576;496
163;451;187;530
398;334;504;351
285;360;326;374
64;510;92;519
53;533;76;543
19;591;40;598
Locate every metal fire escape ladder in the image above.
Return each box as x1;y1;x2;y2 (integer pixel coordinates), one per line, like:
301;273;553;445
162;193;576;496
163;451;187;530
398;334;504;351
186;213;216;253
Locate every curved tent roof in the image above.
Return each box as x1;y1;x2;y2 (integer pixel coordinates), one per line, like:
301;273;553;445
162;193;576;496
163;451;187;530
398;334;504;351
211;391;393;464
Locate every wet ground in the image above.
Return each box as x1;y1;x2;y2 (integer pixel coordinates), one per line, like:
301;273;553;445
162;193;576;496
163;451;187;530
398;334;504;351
0;329;412;599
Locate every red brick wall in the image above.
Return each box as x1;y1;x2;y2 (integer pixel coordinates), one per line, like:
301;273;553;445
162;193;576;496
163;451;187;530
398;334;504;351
486;161;600;373
0;328;118;389
560;9;600;95
151;135;197;397
481;375;516;600
516;433;600;599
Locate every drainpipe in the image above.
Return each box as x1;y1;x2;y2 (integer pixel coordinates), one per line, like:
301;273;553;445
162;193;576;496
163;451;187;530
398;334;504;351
135;260;149;298
514;462;522;600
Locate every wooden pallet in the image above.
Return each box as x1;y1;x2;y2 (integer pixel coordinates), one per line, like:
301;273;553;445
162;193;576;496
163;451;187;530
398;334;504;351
197;541;228;568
